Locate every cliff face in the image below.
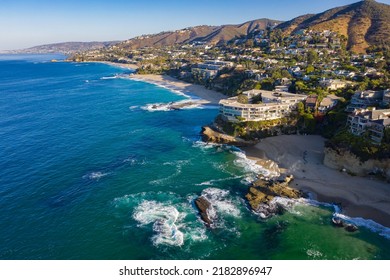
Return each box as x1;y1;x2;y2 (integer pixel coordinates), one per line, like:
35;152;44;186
324;147;390;181
201;126;256;147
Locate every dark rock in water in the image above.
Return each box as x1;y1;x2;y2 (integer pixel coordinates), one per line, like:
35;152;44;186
345;223;358;232
195;196;212;226
245;177;302;218
331;217;358;232
332;217;345;227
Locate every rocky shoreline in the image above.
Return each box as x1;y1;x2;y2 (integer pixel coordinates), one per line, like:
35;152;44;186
197;130;390;229
201;126;256;147
245;175;302;218
242;135;390;228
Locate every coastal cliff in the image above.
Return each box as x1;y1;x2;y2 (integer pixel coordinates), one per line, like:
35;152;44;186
201;126;256;147
324;148;390;181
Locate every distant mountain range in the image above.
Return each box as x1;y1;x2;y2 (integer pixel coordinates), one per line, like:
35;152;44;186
3;0;389;54
277;0;390;53
1;41;119;55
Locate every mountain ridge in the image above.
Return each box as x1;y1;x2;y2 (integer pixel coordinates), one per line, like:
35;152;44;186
276;0;390;53
4;1;390;55
116;18;281;50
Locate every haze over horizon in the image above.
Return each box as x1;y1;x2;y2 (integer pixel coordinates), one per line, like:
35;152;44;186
1;0;390;51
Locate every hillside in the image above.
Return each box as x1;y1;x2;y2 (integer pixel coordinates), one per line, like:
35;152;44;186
116;19;281;50
3;41;119;55
276;0;390;53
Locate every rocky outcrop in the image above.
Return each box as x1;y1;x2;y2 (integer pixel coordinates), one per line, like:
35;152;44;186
194;196;212;226
245;175;302;218
201;126;256;147
331;217;358;232
324;148;390;181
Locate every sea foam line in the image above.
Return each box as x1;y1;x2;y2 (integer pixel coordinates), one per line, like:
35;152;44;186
263;196;390;239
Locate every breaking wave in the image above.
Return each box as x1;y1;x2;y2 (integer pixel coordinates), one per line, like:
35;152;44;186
133;200;185;247
256;197;390;239
113;192;208;247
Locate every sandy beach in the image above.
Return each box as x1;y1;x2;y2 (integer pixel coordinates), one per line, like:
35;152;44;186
130;74;226;105
242;135;390;227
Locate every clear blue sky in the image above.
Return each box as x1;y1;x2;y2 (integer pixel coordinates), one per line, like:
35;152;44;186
1;0;390;50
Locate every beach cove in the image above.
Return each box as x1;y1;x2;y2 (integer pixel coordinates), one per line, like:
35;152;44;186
104;63;390;230
242;135;390;228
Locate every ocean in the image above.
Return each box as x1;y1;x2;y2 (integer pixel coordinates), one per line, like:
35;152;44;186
0;54;389;260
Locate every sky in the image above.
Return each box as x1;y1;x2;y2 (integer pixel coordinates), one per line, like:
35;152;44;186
1;0;390;50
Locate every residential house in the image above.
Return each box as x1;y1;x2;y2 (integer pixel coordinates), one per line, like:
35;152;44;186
347;108;390;144
318;94;341;113
319;79;351;90
275;85;290;92
346;90;383;112
305;95;318;111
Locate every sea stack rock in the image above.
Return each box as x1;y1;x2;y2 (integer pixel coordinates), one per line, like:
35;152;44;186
194;196;212;226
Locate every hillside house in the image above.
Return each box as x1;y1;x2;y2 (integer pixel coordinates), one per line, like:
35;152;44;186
319;79;350;90
346;90;384;112
318;94;341;113
347;109;390;144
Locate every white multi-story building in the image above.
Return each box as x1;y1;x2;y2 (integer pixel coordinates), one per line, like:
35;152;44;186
219;90;307;122
346;90;388;112
191;60;234;79
347;108;390;144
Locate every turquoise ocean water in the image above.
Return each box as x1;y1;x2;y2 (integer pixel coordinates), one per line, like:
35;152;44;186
0;54;389;260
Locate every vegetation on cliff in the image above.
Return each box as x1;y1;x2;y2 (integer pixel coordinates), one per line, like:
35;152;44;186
326;128;390;162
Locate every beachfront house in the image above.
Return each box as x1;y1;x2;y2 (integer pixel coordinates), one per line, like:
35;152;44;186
219;90;307;122
347;108;390;144
346;90;384;112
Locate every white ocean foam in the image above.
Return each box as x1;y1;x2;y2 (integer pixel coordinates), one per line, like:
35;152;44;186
141;103;172;112
195;175;244;186
186;227;207;242
133;200;184;247
232;150;276;176
192;140;219;150
141;100;204;112
100;76;118;80
201;188;241;218
334;213;390;239
260;197;390;239
82;171;110;181
306;249;323;258
123;157;147;166
129;105;138;110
